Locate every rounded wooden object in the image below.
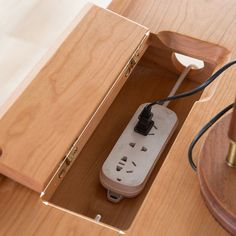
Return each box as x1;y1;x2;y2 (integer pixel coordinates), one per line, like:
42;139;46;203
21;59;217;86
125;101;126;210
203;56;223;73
198;113;236;235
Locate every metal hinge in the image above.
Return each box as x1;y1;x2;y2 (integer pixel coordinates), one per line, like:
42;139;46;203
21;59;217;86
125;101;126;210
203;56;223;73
124;31;150;77
125;52;139;77
58;144;79;179
65;146;78;166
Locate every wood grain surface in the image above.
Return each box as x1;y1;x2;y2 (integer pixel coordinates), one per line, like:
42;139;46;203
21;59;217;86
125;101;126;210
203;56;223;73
198;113;236;235
0;0;236;235
0;175;120;236
0;5;148;192
48;29;228;231
108;0;236;235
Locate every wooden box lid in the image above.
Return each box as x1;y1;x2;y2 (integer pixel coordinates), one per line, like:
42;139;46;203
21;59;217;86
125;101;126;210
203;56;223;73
0;4;149;192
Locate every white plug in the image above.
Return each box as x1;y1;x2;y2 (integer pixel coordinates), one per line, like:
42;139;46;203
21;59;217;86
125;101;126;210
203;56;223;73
100;104;178;203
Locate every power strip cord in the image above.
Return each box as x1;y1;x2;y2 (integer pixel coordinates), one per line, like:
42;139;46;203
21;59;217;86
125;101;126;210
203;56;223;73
134;60;236;135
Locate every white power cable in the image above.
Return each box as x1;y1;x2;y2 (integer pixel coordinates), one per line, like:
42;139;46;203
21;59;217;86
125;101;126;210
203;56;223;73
163;65;197;107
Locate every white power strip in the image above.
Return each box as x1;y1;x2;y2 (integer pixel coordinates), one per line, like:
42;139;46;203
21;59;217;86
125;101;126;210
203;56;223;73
100;104;178;203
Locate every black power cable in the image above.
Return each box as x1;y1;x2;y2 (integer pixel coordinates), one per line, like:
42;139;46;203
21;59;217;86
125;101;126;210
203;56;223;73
188;103;234;171
148;60;236;108
134;60;236;135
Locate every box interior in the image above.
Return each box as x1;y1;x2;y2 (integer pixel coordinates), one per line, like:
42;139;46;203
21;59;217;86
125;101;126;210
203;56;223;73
43;32;229;231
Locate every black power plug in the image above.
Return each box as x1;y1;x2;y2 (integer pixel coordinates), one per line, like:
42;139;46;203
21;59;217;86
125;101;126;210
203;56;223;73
134;60;236;136
134;105;154;135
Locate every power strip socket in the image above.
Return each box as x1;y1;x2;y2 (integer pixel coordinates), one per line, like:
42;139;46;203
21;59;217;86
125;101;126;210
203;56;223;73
100;104;178;203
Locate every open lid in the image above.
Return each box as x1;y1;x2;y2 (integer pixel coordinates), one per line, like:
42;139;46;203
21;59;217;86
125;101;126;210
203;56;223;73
0;4;149;192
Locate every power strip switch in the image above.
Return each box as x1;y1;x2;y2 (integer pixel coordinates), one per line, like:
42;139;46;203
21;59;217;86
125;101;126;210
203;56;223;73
100;104;178;203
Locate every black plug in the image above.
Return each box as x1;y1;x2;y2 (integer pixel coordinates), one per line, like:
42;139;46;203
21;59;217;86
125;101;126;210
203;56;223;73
134;105;154;136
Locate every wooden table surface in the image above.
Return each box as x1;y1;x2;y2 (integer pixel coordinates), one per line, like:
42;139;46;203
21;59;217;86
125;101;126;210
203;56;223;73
1;0;236;235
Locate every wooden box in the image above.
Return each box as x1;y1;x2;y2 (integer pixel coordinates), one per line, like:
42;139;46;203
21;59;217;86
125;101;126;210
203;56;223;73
0;4;229;232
